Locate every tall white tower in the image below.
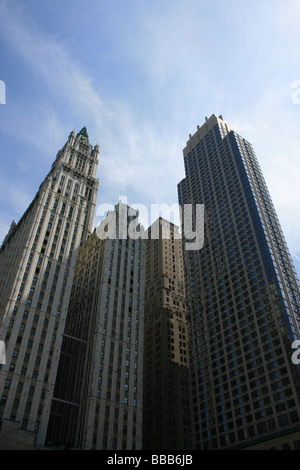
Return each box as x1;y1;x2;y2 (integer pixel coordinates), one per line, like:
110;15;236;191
0;128;99;448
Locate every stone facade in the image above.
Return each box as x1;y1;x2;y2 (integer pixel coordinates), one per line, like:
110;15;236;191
45;202;145;450
0;128;99;448
143;218;193;449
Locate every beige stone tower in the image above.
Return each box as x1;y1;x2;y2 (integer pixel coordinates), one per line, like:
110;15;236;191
0;128;99;448
143;217;193;450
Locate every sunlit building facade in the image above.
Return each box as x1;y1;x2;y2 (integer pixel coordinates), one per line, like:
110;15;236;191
0;128;99;448
46;202;145;450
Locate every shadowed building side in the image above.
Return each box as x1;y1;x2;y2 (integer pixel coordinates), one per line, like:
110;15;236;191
143;217;194;450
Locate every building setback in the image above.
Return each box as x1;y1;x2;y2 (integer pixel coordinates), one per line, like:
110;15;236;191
178;114;300;450
45;201;145;450
0;128;99;449
143;217;193;450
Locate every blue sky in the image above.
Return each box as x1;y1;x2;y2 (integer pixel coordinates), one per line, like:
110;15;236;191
0;0;300;277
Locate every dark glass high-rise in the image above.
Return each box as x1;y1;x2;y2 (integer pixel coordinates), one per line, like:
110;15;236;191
178;114;300;450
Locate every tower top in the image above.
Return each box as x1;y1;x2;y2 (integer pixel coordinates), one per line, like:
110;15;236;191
76;127;89;143
186;114;233;147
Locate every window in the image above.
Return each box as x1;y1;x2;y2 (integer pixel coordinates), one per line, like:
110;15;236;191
5;379;11;389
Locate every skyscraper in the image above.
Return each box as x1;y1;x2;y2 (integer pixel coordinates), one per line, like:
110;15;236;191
178;114;300;450
0;128;99;448
45;201;145;450
142;218;193;450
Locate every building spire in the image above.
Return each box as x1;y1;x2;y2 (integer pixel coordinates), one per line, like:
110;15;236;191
76;127;89;143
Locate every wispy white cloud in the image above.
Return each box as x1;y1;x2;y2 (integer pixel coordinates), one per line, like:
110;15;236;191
0;0;300;275
0;1;187;232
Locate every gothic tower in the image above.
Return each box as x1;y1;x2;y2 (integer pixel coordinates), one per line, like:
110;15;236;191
0;128;99;448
